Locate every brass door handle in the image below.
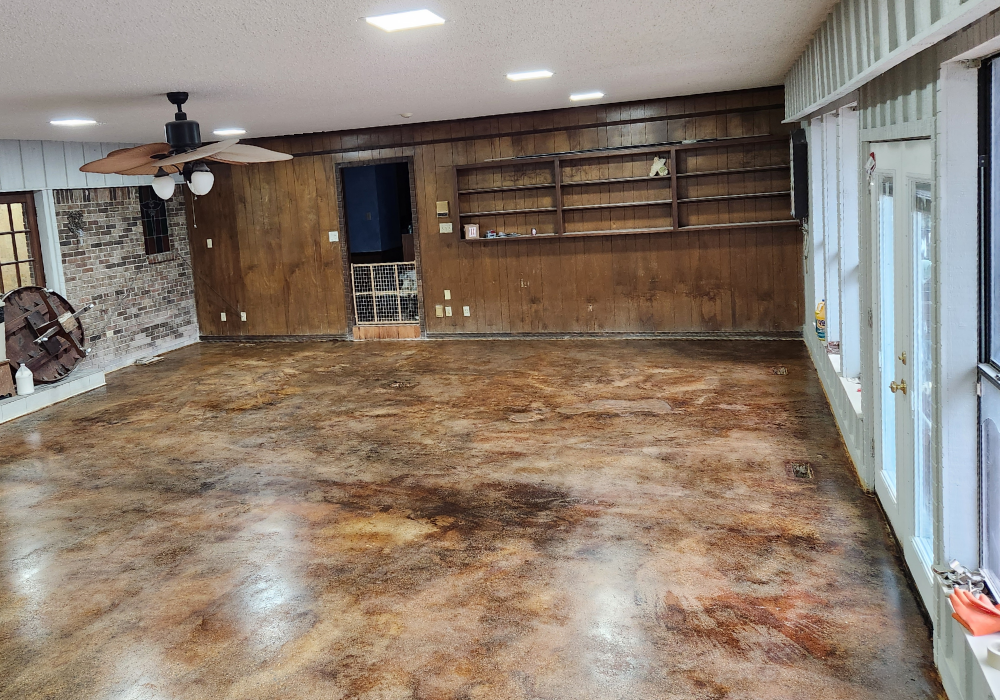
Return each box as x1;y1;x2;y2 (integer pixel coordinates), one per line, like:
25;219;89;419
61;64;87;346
898;351;907;365
890;380;907;395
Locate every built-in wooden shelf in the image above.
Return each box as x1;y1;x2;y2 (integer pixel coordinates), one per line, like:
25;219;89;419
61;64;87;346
677;164;789;178
453;133;793;241
561;175;671;187
681;190;791;204
563;199;673;211
458;182;556;195
463;220;800;242
459;206;558;218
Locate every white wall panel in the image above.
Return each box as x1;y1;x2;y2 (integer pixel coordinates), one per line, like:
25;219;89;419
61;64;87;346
785;0;1000;121
0;139;153;194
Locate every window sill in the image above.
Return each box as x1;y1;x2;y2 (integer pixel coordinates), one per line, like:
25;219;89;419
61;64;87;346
147;251;177;265
941;599;1000;700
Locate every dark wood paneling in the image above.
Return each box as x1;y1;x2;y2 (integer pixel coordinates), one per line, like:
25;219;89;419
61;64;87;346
188;86;802;337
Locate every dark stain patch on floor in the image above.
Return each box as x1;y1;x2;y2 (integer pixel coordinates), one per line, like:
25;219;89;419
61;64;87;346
0;340;944;699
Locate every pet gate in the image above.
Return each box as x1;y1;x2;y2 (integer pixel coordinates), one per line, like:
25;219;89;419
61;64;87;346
351;262;419;325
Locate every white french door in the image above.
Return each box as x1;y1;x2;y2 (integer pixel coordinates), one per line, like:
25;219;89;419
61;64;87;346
870;140;935;609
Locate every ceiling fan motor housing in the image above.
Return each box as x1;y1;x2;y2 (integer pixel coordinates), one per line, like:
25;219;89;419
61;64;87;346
164;92;201;152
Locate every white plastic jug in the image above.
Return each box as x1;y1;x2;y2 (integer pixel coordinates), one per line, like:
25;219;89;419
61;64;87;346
15;364;34;396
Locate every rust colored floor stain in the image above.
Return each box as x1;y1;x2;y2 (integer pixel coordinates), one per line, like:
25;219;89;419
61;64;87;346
0;340;944;699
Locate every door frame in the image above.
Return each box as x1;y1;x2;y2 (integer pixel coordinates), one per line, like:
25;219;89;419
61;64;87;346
334;156;425;338
867;139;937;611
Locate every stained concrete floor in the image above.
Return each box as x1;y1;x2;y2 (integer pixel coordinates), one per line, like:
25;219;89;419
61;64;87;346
0;340;943;700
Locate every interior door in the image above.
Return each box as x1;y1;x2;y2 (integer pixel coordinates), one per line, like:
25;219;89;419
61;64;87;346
870;140;935;608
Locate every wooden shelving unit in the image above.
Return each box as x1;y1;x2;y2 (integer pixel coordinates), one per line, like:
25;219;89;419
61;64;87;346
453;134;798;242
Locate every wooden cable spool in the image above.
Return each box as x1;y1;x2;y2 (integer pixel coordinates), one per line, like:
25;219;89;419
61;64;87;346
3;287;91;383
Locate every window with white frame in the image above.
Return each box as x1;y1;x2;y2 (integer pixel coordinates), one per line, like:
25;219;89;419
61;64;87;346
808;107;862;382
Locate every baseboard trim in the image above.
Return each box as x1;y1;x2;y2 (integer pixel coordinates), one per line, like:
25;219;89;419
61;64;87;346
424;330;804;341
201;334;349;343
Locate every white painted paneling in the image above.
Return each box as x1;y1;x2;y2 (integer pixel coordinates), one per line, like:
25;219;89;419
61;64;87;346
0;141;24;191
785;0;1000;121
0;139;152;194
41;140;68;190
19;140;46;189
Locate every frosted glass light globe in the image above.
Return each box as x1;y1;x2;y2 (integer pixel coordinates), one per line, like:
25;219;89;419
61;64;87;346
152;174;175;199
188;169;215;196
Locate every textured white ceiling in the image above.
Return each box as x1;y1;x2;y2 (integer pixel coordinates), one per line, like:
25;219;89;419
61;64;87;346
0;0;837;143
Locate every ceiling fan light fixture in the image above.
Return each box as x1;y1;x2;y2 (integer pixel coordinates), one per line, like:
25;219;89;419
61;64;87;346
151;168;175;200
365;9;445;32
186;163;215;196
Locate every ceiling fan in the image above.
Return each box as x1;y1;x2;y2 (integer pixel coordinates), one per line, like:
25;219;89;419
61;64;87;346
80;92;292;200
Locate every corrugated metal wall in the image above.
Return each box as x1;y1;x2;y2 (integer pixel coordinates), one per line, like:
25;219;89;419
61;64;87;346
785;0;989;121
0;140;151;192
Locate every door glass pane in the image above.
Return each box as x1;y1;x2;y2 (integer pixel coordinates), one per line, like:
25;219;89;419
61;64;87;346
10;203;25;231
0;204;10;233
983;379;1000;577
912;181;934;553
879;174;897;489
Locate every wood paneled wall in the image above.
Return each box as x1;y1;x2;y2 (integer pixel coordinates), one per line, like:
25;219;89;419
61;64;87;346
188;85;803;338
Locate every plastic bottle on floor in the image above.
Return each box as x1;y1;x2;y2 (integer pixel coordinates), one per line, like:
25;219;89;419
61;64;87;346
16;364;34;396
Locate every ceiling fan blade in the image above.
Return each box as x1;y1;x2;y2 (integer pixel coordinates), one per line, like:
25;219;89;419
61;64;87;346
117;162;182;177
80;143;170;174
154;139;239;167
206;143;293;164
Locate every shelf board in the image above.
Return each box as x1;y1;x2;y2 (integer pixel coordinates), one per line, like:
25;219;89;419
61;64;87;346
460;207;558;217
563;199;673;212
465;234;559;242
458;182;556;195
462;220;800;241
680;190;791;204
560;175;671;187
679;220;800;231
678;165;789;178
561;226;675;238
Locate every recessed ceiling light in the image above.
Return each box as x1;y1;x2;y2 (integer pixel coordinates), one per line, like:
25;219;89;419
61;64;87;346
213;128;246;136
570;92;605;102
507;70;554;81
50;119;97;126
400;113;413;118
366;9;445;32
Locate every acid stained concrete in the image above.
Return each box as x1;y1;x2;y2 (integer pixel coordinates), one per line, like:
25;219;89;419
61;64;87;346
0;340;943;699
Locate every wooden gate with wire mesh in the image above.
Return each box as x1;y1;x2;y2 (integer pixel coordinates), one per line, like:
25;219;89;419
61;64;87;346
351;262;419;326
0;193;44;295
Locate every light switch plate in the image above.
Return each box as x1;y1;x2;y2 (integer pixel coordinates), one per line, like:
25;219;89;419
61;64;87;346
444;289;451;300
436;200;449;217
329;231;339;242
439;223;453;234
240;312;247;322
220;312;227;322
445;306;453;317
463;306;471;317
435;304;444;318
206;238;213;249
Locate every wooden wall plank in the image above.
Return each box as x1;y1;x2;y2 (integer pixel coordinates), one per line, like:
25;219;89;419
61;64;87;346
188;87;802;338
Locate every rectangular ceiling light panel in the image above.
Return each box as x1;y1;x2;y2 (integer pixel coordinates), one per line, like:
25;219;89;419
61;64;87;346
507;70;554;81
366;9;446;32
570;92;605;102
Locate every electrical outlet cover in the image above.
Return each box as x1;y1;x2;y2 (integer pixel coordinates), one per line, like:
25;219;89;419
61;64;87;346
445;306;453;317
221;312;227;322
444;289;451;300
435;305;444;318
329;231;339;242
206;239;213;249
463;306;471;316
240;312;247;322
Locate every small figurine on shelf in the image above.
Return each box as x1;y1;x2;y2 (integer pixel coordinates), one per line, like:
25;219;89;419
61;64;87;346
531;228;537;236
486;230;497;239
650;156;670;177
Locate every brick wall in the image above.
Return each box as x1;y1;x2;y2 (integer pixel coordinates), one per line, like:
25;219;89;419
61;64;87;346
54;187;198;373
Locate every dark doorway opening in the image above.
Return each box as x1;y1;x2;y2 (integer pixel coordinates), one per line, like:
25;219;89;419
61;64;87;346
342;162;414;265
